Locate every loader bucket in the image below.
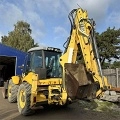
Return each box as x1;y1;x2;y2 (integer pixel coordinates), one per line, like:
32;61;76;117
65;63;100;100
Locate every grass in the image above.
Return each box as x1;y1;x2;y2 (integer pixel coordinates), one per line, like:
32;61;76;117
78;99;120;116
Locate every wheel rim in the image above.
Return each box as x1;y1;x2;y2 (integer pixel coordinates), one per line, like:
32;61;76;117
19;90;26;108
8;85;11;98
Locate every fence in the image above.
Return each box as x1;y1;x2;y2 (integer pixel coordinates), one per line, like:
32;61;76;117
102;68;120;87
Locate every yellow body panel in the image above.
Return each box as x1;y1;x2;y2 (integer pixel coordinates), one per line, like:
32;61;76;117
22;72;65;106
61;89;67;105
11;76;20;85
38;78;62;85
48;85;67;105
22;72;34;84
36;94;47;102
22;72;62;85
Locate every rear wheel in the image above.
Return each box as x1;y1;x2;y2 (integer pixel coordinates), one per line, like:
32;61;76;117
17;82;34;116
2;87;8;99
8;79;19;103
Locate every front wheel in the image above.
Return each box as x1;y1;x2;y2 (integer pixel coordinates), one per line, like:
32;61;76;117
17;82;34;116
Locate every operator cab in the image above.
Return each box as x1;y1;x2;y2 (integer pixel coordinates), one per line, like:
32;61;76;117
23;46;62;79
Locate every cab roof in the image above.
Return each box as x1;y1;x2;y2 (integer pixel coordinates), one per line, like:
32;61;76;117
28;46;47;52
28;46;62;53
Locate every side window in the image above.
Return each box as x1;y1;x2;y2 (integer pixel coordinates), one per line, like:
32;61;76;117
45;56;55;68
45;57;48;67
30;51;43;72
23;53;31;74
34;54;42;68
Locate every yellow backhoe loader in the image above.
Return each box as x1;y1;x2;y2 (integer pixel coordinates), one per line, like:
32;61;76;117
3;8;120;116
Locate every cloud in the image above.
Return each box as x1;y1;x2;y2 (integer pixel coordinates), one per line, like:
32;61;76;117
106;12;120;28
52;26;69;49
60;0;120;31
105;0;120;29
0;0;120;49
35;0;62;15
54;26;68;41
25;11;45;43
54;26;68;35
0;0;45;44
62;0;111;25
0;2;23;28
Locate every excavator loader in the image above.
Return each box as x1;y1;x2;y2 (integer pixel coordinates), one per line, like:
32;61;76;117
3;8;120;116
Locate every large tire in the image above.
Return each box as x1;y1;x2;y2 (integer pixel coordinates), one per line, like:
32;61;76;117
2;87;8;99
2;81;8;99
17;82;34;116
8;79;19;103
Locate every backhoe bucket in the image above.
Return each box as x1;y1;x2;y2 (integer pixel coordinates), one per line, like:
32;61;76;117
65;63;99;100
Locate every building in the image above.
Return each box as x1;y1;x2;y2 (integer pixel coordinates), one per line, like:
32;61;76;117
0;43;27;86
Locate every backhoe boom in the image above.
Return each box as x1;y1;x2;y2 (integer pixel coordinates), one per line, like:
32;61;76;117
59;8;110;97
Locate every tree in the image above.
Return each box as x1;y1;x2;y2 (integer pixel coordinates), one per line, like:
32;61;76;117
1;21;39;52
95;27;120;67
111;61;120;69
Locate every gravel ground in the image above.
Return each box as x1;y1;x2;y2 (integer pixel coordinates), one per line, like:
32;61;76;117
0;87;120;120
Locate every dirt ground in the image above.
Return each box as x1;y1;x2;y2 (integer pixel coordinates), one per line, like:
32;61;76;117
0;87;120;120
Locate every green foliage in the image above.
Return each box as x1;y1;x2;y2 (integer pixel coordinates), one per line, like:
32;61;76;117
96;27;120;67
101;62;110;69
1;21;39;52
111;61;120;69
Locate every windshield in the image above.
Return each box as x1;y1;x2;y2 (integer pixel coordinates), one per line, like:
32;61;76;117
23;50;62;78
25;51;43;73
44;51;62;78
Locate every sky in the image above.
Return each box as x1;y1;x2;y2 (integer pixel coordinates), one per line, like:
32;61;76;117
0;0;120;50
